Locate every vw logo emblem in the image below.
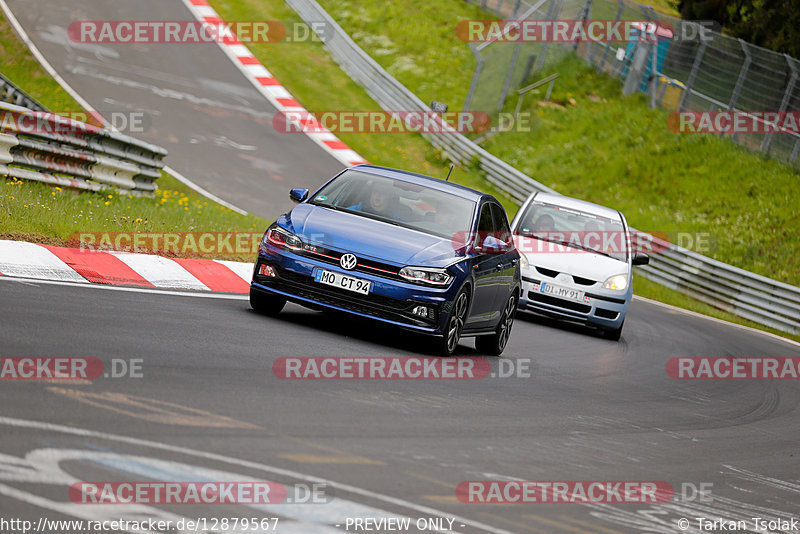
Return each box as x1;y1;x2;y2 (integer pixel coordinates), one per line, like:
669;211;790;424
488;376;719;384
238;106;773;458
340;253;357;270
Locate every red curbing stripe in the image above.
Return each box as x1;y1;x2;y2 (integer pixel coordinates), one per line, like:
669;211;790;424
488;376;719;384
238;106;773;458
39;245;154;287
222;35;242;45
203;16;222;23
169;257;249;293
277;98;301;108
183;0;368;166
323;140;349;150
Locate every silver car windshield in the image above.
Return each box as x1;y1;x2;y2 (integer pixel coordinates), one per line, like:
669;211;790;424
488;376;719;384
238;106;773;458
515;200;628;262
309;170;477;240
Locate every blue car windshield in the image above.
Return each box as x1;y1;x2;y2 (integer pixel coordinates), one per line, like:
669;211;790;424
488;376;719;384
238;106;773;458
309;170;477;240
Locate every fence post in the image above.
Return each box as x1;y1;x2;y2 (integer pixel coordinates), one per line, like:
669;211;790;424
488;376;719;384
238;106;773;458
463;44;484;111
678;24;707;111
599;0;625;73
534;0;562;73
762;54;798;154
573;0;592;53
727;39;752;141
642;6;659;109
499;40;523;110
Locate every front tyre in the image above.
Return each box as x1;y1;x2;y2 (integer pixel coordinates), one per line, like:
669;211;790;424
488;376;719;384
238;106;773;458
602;320;624;341
475;293;517;356
436;288;469;356
250;287;286;316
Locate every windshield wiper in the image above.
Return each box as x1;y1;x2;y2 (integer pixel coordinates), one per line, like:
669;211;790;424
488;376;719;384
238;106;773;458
553;239;618;259
521;232;618;259
318;203;404;227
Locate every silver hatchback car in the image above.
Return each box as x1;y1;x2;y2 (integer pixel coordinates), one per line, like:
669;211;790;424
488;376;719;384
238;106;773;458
511;192;649;340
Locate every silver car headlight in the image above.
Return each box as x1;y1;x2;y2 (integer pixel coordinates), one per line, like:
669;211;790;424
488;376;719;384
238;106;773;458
399;266;453;287
519;253;529;270
603;273;628;291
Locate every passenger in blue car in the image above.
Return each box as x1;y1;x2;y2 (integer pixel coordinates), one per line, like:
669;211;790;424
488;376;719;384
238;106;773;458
348;181;410;221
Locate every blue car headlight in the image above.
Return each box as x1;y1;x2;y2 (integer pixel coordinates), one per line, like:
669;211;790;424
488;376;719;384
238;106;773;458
399;266;453;287
264;225;304;251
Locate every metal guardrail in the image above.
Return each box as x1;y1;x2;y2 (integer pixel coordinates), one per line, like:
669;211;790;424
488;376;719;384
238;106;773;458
286;0;800;335
0;72;45;111
286;0;558;199
0;101;167;194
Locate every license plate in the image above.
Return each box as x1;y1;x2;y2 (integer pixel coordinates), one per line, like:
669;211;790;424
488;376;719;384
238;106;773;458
314;269;371;295
540;282;584;302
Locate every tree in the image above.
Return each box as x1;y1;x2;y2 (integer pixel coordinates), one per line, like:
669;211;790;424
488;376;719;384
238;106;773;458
676;0;800;57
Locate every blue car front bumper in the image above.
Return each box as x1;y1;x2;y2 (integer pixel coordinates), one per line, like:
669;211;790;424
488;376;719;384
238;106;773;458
251;244;460;336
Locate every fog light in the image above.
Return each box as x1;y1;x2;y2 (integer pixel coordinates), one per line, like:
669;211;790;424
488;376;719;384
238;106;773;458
258;264;276;277
412;305;434;320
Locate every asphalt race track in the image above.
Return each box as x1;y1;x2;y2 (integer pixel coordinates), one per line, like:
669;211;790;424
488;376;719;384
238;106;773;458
2;277;799;533
2;0;800;533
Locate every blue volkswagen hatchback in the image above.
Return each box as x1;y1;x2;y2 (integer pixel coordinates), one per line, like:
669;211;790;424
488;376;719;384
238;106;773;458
250;165;521;355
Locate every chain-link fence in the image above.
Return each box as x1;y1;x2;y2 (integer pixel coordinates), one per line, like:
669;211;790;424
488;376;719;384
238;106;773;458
465;0;800;168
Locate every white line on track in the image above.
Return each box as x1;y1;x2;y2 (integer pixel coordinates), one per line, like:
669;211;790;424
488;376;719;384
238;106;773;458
633;295;800;348
0;274;248;300
0;417;513;534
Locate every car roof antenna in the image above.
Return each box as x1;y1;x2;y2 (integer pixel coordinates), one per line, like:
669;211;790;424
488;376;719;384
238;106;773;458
445;163;454;181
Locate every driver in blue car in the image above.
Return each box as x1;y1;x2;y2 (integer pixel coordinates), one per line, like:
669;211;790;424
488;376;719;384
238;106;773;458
349;182;410;221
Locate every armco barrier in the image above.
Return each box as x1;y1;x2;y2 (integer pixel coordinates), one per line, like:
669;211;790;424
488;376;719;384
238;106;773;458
0;101;167;194
0;72;45;111
286;0;800;335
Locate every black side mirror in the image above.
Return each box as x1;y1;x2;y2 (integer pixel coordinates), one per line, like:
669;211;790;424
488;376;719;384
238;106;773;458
632;252;650;266
289;188;309;203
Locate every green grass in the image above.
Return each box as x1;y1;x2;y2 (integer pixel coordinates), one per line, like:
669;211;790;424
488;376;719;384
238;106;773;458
208;0;517;212
0;14;79;111
0;174;266;261
207;0;799;340
305;1;799;287
2;2;797;339
484;55;800;286
0;11;268;261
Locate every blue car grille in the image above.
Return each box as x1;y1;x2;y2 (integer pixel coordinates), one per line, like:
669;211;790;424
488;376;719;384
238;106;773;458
255;264;437;326
297;244;405;282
